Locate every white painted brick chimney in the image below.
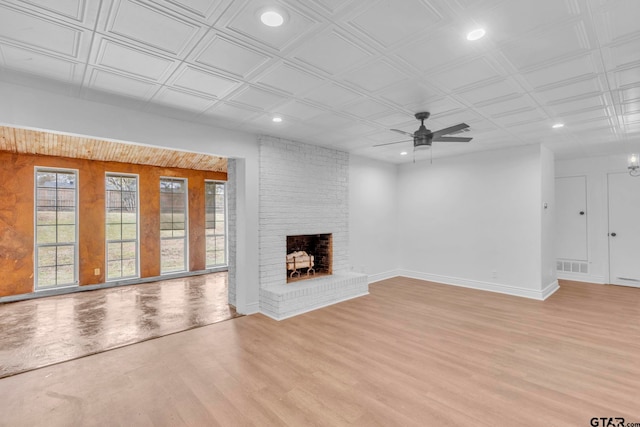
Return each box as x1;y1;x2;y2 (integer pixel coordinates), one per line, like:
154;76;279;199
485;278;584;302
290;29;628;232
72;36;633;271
258;136;367;319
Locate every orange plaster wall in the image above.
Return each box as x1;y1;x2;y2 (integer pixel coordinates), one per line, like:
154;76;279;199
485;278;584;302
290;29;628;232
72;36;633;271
188;176;206;272
0;151;226;298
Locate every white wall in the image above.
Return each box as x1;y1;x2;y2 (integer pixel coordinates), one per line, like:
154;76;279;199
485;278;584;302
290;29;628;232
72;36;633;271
348;155;398;282
0;80;261;314
540;145;557;291
396;145;554;299
1;78;566;306
226;159;237;307
555;154;630;284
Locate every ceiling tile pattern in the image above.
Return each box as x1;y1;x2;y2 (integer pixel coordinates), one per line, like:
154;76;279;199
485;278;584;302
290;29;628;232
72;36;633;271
192;34;271;78
0;4;82;56
219;0;321;51
347;0;444;48
95;38;175;80
0;0;639;163
292;29;371;75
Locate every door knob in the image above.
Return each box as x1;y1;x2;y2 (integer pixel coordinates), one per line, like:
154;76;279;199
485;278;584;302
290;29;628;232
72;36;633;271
610;232;617;237
579;211;585;215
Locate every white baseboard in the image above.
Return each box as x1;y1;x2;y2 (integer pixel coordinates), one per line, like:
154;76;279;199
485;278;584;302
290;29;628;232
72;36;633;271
398;270;556;301
557;272;606;284
541;280;560;300
367;270;401;284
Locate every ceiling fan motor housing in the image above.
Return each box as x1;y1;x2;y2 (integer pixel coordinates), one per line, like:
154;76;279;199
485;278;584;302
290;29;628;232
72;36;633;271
414;135;432;148
414;112;432;148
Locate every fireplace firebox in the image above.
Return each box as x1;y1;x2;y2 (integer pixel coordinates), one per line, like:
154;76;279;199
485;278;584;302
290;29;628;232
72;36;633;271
286;234;332;283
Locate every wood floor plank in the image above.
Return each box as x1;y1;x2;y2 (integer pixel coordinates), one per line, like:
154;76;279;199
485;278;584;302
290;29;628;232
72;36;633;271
1;278;640;426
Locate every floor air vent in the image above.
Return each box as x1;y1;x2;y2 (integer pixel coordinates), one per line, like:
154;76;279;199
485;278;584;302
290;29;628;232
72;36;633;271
557;260;588;274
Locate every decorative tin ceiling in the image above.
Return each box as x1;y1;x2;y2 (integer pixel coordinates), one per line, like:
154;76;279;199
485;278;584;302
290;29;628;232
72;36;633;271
0;0;639;163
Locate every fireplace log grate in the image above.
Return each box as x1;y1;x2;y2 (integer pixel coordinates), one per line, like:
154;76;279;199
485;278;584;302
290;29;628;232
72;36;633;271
286;251;315;278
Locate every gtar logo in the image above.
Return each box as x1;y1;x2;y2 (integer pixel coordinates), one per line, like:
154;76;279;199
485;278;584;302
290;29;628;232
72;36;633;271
590;418;625;427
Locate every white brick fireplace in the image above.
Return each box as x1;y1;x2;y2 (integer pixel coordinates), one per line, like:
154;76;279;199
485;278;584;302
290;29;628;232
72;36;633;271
258;136;368;320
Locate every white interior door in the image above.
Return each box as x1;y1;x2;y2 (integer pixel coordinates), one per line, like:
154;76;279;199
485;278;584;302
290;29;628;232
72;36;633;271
608;173;640;287
555;176;588;261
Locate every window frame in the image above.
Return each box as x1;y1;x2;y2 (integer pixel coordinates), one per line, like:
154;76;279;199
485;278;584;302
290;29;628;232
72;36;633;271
105;172;140;282
33;167;79;291
204;180;228;268
159;176;189;274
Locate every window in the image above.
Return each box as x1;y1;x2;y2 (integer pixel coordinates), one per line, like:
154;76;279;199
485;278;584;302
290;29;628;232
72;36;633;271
35;168;78;289
106;174;139;280
205;181;226;267
160;177;187;273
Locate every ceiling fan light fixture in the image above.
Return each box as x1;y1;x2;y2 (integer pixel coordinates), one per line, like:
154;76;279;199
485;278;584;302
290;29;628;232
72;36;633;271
552;123;565;129
261;10;284;27
628;153;640;176
466;28;486;41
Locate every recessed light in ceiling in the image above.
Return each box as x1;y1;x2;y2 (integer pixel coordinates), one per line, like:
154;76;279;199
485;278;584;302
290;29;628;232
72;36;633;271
466;28;486;41
400;151;408;156
261;10;284;27
552;123;565;129
272;117;283;123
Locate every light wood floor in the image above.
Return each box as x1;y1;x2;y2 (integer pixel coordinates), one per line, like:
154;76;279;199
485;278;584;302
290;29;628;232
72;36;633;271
1;277;639;426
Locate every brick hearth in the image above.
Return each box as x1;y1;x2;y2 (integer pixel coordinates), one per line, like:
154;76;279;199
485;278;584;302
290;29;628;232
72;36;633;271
260;273;368;320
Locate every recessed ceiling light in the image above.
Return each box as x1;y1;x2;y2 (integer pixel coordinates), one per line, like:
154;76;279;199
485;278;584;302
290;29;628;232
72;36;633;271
466;28;486;41
272;117;283;123
261;10;284;27
400;151;408;156
552;123;564;129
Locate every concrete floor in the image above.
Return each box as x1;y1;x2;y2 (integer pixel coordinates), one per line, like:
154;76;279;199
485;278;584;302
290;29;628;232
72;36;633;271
0;272;238;378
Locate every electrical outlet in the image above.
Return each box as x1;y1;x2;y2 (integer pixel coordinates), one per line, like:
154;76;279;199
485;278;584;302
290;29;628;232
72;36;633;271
94;268;100;276
491;270;498;279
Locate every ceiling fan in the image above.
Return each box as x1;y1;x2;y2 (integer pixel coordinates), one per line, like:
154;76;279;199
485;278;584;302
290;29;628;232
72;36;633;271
374;112;472;150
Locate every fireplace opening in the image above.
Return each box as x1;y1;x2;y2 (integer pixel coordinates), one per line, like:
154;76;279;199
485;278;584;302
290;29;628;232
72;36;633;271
286;233;332;283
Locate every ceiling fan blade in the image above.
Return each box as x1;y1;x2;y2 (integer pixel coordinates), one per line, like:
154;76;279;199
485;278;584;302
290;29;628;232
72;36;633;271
390;129;414;136
373;139;413;147
430;123;470;138
432;136;473;143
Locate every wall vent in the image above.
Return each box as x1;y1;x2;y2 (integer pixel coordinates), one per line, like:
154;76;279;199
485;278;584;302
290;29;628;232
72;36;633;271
557;259;588;274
